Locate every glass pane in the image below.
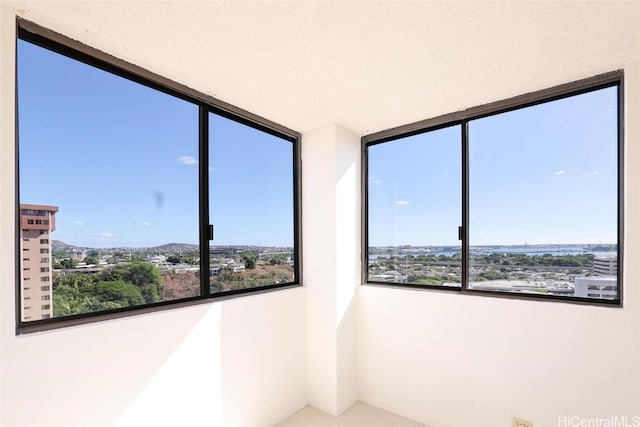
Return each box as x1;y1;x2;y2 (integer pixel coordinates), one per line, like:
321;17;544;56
209;113;295;292
368;125;462;286
469;86;618;300
18;40;200;322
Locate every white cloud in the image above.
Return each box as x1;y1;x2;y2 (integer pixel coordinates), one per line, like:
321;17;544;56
395;200;409;205
142;221;152;227
583;170;600;177
177;155;197;165
554;170;566;175
97;231;115;238
73;220;84;226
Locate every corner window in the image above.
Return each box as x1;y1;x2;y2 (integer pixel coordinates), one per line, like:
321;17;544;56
364;72;622;305
16;20;301;332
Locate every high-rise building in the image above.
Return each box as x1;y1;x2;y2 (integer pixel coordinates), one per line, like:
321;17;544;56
593;256;617;276
20;203;58;321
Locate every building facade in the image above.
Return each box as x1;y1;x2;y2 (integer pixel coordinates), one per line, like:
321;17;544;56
574;276;618;299
593;256;617;276
20;203;58;321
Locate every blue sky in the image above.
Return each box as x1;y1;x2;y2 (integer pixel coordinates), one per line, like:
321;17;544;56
369;86;618;246
19;39;617;249
18;40;294;248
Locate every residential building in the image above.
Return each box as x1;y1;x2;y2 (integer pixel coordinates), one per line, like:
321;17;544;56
20;203;57;321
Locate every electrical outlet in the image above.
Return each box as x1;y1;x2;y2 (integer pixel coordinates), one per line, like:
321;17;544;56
512;417;533;427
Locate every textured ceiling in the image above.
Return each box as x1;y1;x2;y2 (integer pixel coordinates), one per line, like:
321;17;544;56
6;0;640;135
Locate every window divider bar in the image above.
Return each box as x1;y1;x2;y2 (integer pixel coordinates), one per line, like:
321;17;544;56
199;106;211;296
462;121;469;291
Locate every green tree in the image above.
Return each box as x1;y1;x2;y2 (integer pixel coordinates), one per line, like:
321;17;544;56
167;255;182;264
86;280;145;307
84;256;99;265
96;262;162;303
243;253;257;269
61;258;77;269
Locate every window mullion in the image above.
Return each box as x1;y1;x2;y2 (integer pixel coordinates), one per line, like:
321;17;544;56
199;106;211;296
462;121;469;292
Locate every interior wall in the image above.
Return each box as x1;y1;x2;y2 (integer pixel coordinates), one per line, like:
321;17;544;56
358;62;640;427
0;4;307;427
303;124;360;416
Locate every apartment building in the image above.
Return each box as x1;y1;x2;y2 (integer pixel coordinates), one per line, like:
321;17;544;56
20;203;57;321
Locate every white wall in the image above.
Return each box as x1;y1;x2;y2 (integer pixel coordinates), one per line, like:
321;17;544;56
358;63;640;427
303;124;359;416
0;4;307;427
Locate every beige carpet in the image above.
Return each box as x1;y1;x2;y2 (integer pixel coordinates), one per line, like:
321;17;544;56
276;402;427;427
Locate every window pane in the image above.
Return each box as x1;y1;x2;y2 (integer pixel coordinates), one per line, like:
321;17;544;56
368;126;462;286
208;113;295;292
18;40;200;322
468;87;618;300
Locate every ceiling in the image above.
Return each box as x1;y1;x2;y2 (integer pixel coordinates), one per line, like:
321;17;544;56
7;0;640;136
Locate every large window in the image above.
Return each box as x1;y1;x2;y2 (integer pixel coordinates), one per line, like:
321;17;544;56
364;72;623;305
16;20;300;332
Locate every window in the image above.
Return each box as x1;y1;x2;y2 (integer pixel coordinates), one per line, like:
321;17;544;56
41;304;51;310
364;72;622;305
367;126;461;287
208;113;296;292
41;295;50;301
40;286;50;292
16;19;300;332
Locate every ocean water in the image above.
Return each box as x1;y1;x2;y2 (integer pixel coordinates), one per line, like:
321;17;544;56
369;245;616;259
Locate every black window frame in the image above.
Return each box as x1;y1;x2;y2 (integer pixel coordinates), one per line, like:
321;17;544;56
362;71;624;307
15;18;303;334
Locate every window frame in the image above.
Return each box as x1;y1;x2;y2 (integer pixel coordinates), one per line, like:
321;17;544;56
15;18;303;334
362;71;624;307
